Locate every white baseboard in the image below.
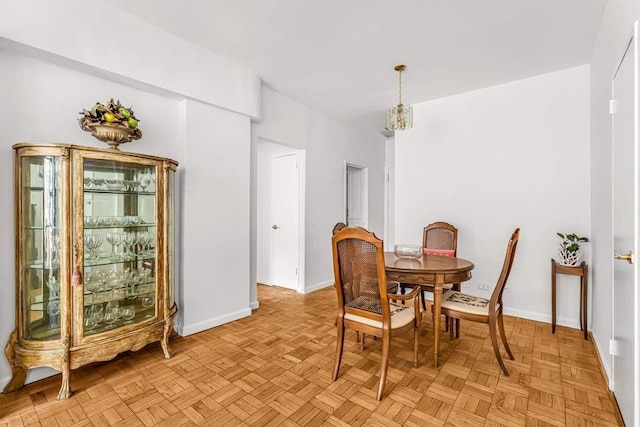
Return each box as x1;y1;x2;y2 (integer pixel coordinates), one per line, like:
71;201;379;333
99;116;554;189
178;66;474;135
503;307;581;330
250;300;259;310
257;276;270;286
177;307;252;336
591;331;612;389
302;280;333;294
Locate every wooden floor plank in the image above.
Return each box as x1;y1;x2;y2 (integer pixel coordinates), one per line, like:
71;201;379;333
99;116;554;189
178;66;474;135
0;285;622;426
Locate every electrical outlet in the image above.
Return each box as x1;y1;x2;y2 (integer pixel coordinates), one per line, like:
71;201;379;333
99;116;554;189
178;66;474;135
477;284;489;291
504;286;512;293
461;282;470;288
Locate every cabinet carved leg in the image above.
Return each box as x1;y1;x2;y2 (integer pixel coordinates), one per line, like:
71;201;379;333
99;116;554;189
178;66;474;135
3;329;27;393
57;335;71;400
161;317;174;359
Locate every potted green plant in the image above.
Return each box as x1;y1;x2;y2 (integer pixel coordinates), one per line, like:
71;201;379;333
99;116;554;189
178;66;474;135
556;232;589;266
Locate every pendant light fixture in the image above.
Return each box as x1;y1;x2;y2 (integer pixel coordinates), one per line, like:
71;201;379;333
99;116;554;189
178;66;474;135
386;64;413;131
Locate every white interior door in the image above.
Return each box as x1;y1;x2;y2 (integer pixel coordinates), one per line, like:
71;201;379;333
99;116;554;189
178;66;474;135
271;153;299;290
346;164;368;228
612;22;638;426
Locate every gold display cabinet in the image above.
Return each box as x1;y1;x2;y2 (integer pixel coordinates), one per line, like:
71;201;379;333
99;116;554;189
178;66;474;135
3;143;178;399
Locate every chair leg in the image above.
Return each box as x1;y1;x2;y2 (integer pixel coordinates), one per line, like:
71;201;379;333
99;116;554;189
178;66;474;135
377;330;391;401
421;289;427;312
453;283;461;338
489;316;509;376
497;310;514;360
361;333;366;351
356;331;360;342
413;323;419;368
333;321;345;381
449;317;455;339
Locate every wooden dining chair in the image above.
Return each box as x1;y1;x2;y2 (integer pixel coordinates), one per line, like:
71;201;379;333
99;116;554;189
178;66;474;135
438;228;520;376
332;222;400;347
423;221;460;335
423;221;458;258
400;222;459;331
332;226;421;400
332;222;347;235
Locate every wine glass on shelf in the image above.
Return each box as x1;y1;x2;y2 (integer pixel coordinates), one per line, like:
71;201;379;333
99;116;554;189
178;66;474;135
104;300;119;329
136;231;148;256
138;173;151;192
141;296;154;318
120;306;135;324
89;303;104;325
48;299;61;328
84;234;102;261
83;307;98;331
121;232;134;260
106;232;122;261
138;169;155;192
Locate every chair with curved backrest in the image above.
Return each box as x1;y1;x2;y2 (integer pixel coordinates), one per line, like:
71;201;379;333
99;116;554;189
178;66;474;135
332;222;347;235
438;228;520;376
423;221;458;258
332;222;399;347
400;222;459;331
423;221;460;335
332;226;421;400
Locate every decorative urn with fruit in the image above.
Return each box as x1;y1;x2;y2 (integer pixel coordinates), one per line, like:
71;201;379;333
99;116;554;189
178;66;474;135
79;99;142;150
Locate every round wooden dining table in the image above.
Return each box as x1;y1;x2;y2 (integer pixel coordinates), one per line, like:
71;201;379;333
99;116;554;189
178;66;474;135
385;252;474;367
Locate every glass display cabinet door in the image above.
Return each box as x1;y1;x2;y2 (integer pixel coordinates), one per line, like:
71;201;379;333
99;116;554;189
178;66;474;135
167;168;176;310
20;156;63;341
78;156;159;339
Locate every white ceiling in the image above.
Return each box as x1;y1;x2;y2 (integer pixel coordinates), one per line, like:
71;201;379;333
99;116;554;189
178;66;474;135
111;0;607;121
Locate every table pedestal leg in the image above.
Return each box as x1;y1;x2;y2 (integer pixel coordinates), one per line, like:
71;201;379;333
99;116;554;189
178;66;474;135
433;274;444;367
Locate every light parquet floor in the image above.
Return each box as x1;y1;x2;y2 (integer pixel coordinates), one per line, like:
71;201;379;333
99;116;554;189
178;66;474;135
1;285;622;426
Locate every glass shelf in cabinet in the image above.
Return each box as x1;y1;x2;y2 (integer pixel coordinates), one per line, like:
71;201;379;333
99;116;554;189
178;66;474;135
27;262;61;269
83;252;156;267
29;299;61;312
26;324;61;341
83;188;156;196
84;223;156;230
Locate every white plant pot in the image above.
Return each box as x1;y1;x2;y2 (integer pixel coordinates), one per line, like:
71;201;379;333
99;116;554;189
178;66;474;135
558;247;582;266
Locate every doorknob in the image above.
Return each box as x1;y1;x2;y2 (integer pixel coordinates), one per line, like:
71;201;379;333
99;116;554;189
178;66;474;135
614;251;634;264
272;224;280;230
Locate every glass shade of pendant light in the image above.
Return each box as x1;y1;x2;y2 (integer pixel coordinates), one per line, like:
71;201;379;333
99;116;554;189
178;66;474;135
386;65;413;131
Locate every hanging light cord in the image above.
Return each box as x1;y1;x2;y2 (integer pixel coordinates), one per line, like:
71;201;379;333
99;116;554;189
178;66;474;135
398;69;403;106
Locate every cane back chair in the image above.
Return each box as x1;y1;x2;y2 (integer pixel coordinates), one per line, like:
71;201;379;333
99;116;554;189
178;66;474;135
332;226;421;400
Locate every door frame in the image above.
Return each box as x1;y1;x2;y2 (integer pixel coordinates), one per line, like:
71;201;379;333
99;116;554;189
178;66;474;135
256;139;305;293
344;162;369;228
384;166;395;250
610;20;639;425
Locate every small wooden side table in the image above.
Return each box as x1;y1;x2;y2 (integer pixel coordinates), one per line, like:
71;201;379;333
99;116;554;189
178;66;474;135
551;258;588;340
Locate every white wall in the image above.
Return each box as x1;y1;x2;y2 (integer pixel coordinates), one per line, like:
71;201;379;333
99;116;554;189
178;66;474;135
0;1;260;119
254;87;386;294
0;4;258;387
589;2;640;381
180;99;251;335
256;141;299;285
395;66;591;328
